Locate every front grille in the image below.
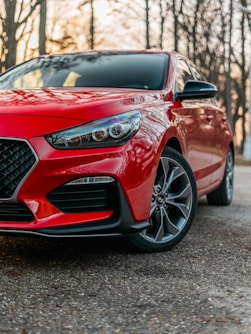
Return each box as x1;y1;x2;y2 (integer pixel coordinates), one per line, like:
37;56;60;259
0;203;34;222
46;182;119;214
0;139;36;199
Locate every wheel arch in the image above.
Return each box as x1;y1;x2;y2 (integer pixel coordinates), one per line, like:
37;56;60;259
128;146;197;252
229;141;235;163
165;137;182;155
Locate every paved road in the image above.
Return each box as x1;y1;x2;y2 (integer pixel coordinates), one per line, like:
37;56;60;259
0;165;250;334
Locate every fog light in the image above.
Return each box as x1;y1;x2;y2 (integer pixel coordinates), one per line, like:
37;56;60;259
66;176;115;185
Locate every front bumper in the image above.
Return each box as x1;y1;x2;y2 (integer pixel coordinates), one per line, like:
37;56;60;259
0;183;149;237
0;136;154;236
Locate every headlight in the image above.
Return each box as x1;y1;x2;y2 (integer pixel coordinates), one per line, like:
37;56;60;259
46;110;142;149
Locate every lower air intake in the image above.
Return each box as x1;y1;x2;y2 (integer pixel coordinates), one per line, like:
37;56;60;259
46;181;119;214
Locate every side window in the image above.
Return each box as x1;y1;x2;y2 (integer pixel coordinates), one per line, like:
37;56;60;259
175;59;194;92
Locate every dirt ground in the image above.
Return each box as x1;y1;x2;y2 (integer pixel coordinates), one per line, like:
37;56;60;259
0;165;250;334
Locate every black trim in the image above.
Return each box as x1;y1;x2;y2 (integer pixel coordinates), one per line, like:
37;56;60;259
46;181;119;214
0;203;34;222
0;183;150;237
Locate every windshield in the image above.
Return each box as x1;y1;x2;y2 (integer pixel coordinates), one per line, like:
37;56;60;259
0;53;169;91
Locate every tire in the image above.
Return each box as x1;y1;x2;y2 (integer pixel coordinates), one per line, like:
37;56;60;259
128;147;197;253
207;147;234;206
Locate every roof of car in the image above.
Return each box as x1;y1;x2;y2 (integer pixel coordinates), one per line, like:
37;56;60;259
38;50;172;58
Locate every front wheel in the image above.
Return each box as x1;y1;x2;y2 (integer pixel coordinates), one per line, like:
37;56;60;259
128;147;197;253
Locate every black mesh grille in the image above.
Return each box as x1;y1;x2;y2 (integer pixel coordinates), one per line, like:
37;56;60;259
0;203;34;222
46;182;119;214
0;139;36;199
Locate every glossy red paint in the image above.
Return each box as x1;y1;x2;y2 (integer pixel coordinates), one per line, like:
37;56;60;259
0;51;233;239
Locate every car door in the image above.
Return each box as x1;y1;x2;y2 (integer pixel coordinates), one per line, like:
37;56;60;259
189;62;228;185
209;105;231;184
172;57;215;192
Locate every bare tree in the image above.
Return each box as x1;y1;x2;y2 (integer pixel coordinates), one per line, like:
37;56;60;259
89;0;94;49
145;0;150;49
226;0;233;130
172;0;184;51
78;0;95;49
0;0;43;69
39;0;47;55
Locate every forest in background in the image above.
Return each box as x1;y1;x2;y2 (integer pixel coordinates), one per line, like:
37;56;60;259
0;0;251;152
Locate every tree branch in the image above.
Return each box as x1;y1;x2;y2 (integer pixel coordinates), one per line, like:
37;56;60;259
17;0;43;27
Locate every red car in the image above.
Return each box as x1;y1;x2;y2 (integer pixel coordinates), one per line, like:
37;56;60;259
0;51;233;252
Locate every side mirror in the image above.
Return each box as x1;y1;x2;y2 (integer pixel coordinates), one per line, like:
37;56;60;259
175;80;218;101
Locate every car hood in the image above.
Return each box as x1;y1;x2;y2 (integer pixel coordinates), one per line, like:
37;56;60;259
0;88;161;138
0;88;143;117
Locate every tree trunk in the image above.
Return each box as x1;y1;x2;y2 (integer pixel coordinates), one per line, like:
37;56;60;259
3;0;18;69
145;0;150;49
241;11;247;153
39;0;47;55
89;0;94;49
226;0;233;130
158;0;164;49
172;0;178;51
